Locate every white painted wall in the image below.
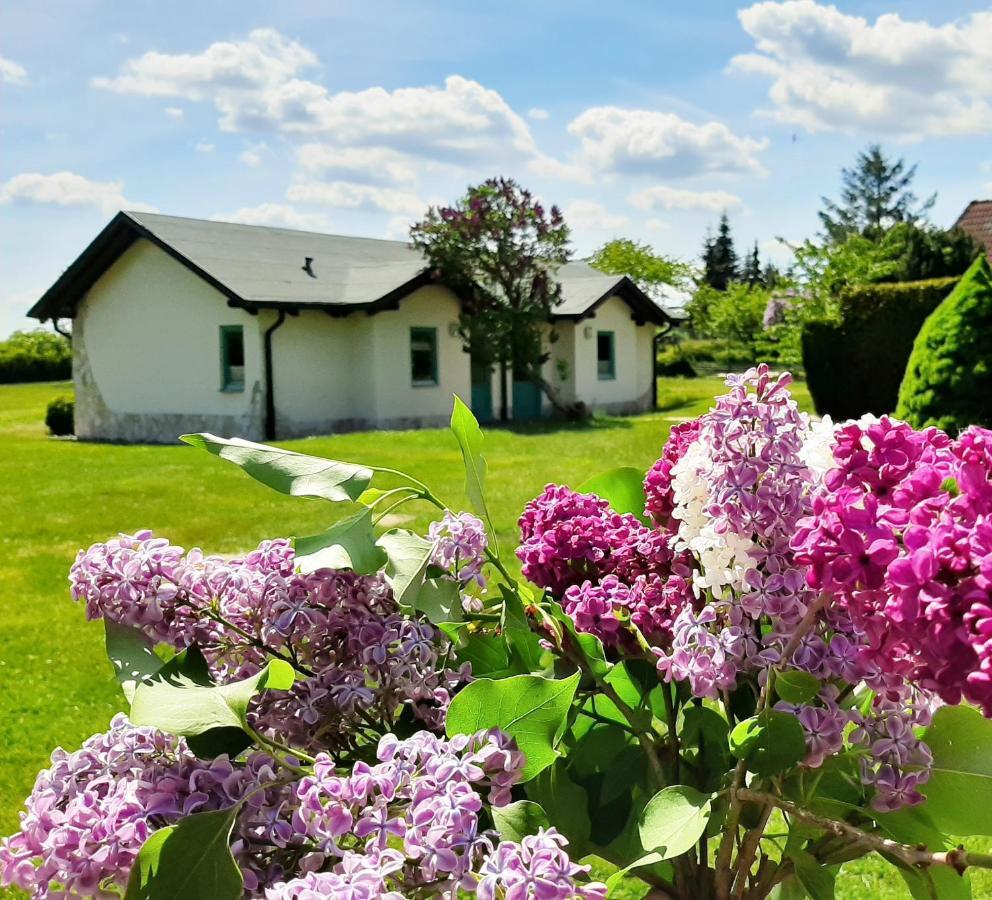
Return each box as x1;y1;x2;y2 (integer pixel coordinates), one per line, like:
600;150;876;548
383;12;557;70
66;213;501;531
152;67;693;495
74;238;263;440
571;296;655;412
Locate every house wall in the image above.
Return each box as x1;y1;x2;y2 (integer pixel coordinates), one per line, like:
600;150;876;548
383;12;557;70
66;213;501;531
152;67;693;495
269;284;470;437
72;239;265;442
570;296;656;415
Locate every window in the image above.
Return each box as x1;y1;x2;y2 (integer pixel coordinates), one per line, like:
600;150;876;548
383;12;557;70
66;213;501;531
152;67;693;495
220;325;245;392
597;331;615;380
410;327;438;386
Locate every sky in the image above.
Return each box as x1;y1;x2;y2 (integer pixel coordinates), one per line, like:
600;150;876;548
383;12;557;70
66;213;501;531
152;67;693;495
2;0;992;337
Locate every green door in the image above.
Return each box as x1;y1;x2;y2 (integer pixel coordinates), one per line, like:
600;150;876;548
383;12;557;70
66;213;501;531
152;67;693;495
512;378;543;420
471;357;494;423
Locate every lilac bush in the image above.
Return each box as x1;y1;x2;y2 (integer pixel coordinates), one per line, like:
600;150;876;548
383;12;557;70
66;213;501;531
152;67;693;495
6;375;992;898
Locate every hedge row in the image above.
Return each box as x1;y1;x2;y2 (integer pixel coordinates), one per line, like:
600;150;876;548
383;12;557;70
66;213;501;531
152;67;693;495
802;277;959;419
0;330;71;383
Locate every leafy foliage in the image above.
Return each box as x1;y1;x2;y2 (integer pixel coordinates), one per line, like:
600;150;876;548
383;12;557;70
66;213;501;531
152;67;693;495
0;328;71;383
803;276;958;418
588;237;694;296
410;177;576;417
45;394;74;436
818;143;935;242
897;257;992;431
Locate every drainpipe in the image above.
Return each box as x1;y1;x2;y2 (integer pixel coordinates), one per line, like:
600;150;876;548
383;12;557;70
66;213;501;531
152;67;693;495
263;310;287;440
51;318;72;340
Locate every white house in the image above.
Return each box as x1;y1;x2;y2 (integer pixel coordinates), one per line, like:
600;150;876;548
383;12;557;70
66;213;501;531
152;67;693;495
28;212;674;442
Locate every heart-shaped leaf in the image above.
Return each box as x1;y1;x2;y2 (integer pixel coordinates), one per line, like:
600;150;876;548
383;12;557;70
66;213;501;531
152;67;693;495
578;466;650;524
446;672;581;780
638;785;714;859
492;800;551;843
295;508;386;575
450;396;498;553
730;710;806;777
104;620;168;703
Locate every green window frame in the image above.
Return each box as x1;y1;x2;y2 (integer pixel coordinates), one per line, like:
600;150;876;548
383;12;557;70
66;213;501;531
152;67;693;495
410;327;439;386
597;330;616;381
220;325;245;392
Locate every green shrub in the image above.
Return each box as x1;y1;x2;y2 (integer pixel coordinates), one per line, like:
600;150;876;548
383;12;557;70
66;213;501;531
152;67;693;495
896;257;992;431
802;276;958;419
656;341;697;377
0;329;71;383
45;396;74;436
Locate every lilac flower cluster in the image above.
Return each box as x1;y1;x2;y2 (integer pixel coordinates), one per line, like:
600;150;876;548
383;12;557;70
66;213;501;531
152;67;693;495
793;417;992;714
70;532;466;752
0;715;298;897
268;729;604;898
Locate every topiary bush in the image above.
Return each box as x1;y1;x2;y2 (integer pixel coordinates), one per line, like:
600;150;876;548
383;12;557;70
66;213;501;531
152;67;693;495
802;276;958;419
897;256;992;431
45;395;74;436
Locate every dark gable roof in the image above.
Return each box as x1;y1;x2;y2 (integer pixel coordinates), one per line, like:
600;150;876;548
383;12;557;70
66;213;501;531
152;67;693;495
28;211;674;326
954;200;992;257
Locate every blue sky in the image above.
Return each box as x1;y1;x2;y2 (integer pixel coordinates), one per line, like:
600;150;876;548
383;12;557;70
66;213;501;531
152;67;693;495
2;0;992;336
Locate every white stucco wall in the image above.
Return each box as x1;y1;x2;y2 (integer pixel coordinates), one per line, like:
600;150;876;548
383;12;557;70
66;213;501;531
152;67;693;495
570;297;656;413
73;238;264;442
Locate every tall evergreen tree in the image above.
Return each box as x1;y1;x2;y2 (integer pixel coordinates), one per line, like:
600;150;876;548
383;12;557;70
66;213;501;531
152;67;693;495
742;242;762;287
819;144;936;243
703;213;738;290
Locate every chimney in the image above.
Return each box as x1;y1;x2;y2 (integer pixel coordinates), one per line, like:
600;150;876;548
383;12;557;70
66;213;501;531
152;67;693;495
302;256;316;278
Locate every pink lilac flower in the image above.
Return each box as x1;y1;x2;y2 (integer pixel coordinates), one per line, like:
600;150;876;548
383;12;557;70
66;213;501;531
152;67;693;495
644;419;702;528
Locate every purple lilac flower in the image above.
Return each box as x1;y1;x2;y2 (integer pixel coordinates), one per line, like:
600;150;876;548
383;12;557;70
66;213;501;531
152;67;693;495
0;716;298;897
430;511;489;590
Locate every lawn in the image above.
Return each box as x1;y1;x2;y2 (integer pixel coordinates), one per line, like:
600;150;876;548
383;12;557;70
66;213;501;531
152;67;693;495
1;376;987;899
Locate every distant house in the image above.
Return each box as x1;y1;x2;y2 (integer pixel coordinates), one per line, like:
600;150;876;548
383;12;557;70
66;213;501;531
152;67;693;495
954;200;992;257
28;212;673;443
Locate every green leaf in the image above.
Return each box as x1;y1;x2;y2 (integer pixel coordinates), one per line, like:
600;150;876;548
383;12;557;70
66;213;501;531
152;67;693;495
637;785;714;859
442;627;512;677
450;396;498;552
124;806;242;900
500;585;550;675
921;705;992;836
578;466;650;525
445;672;581;781
729;710;807;777
525;759;591;850
377;529;435;609
295;508;386;575
130;658;295;744
413;577;464;625
788;848;836;900
180;433;372;502
492;800;551;843
776;671;822;705
105;620;167;704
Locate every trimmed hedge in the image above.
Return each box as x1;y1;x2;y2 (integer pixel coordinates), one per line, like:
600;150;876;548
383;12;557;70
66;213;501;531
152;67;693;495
896;257;992;432
0;330;71;383
45;396;74;436
801;276;958;419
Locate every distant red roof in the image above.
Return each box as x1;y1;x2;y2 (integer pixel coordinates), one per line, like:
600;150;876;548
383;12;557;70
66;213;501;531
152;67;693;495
954;200;992;257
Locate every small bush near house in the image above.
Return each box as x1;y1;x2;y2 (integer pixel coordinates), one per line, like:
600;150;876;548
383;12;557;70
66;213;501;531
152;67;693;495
45;396;74;436
897;256;992;431
802;276;958;419
0;329;71;383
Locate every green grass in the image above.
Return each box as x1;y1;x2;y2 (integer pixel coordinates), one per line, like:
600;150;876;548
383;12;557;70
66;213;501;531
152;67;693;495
1;376;987;899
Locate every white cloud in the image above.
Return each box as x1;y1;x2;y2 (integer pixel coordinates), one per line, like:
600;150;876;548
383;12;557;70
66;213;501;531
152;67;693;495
94;30;537;162
287;181;427;217
165;106;184;119
211;203;330;231
563;200;628;231
629;185;743;212
296;144;419;185
0;55;26;85
239;141;268;167
529;154;593;184
646;218;671;232
195;141;215;153
0;171;156;215
567;107;767;177
528;107;549;121
732;1;992;139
